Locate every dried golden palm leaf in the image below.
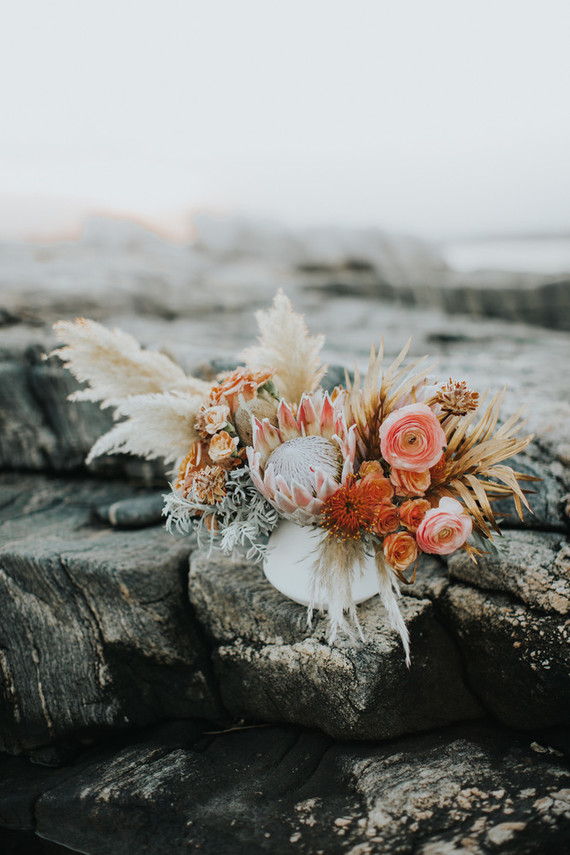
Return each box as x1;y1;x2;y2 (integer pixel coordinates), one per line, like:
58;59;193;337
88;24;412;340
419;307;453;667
447;434;532;481
480;464;533;519
463;542;483;563
344;344;384;458
348;339;441;459
451;389;505;456
463;473;500;530
382;359;439;416
446;478;494;538
433;382;534;534
444;391;492;457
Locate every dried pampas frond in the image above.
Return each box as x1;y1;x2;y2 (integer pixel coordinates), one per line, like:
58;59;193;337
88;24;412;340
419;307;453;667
309;534;411;665
86;391;203;464
309;535;367;644
52;318;211;408
242;290;325;404
373;545;410;666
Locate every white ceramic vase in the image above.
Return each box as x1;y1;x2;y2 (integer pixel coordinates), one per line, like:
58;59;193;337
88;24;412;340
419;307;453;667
263;520;380;608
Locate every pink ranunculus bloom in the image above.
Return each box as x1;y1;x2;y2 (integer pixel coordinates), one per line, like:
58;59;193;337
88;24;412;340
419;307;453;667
379;403;446;472
416;497;473;555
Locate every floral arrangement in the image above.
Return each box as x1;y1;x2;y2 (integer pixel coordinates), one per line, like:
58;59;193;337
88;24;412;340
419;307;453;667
53;292;533;663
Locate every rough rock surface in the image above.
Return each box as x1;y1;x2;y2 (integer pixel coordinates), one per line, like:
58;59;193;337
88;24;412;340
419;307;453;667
189;554;482;740
0;474;221;753
1;215;568;328
441;584;570;729
0;721;568;854
447;530;570;615
1;219;569;853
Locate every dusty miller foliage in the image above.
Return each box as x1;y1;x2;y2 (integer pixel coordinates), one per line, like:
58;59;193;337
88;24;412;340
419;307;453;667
163;466;279;563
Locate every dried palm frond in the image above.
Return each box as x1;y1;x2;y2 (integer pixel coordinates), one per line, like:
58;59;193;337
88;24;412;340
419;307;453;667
345;339;437;459
86;391;204;465
241;290;325;404
431;390;534;535
52;318;211;408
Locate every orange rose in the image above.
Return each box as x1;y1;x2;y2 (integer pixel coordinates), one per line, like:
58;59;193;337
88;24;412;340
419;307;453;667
210;367;273;410
383;531;418;573
372;500;400;535
209;430;239;462
359;461;394;499
399;499;431;532
390;467;431;497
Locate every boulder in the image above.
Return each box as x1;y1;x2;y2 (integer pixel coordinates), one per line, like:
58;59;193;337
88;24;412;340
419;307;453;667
447;530;570;615
0;720;568;854
188;554;481;740
0;474;221;754
441;584;570;729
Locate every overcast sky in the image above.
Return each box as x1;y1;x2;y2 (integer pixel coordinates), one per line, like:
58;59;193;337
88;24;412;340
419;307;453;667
1;0;569;240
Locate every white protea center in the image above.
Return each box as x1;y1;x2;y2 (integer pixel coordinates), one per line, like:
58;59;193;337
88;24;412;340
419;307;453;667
247;392;357;525
266;436;343;493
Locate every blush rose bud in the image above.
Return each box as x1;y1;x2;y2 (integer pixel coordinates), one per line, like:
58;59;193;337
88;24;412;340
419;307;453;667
416;497;473;555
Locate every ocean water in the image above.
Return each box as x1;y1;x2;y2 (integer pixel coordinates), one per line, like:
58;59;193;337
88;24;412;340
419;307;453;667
440;238;570;275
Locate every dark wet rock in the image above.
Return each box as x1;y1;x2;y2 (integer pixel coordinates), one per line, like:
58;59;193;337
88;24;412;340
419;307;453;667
0;344;112;472
0;721;568;854
441;584;570;730
490;445;570;533
95;493;165;528
0;474;221;754
188;554;482;740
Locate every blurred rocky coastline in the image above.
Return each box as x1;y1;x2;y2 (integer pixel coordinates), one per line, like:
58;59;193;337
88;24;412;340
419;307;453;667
0;216;569;854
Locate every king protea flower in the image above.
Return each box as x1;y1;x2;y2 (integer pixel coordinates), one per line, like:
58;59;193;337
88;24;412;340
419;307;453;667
247;391;357;524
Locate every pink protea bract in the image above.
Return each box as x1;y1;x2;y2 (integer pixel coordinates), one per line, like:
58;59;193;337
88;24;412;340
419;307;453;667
247;392;356;525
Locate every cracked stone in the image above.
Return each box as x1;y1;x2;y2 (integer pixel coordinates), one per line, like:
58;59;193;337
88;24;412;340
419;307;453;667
0;720;568;855
188;553;482;740
441;583;570;729
0;474;221;754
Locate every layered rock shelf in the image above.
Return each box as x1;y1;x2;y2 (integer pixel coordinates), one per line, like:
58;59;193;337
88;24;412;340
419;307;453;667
1;222;569;852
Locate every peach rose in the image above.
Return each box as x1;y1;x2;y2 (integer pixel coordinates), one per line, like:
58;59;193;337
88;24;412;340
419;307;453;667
379;403;446;472
383;531;418;573
390;467;431;497
399;499;431;532
416;497;473;555
210;367;273;410
372;499;400;535
195;404;230;438
359;461;394;499
209;430;239;462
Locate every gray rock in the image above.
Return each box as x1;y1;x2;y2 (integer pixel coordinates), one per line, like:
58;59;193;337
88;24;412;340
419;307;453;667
95;493;165;528
1;721;568;854
447;530;570;615
188;554;481;740
0;474;221;753
441;584;570;729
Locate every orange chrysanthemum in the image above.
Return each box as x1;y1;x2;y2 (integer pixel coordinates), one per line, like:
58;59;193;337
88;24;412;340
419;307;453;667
321;478;379;540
